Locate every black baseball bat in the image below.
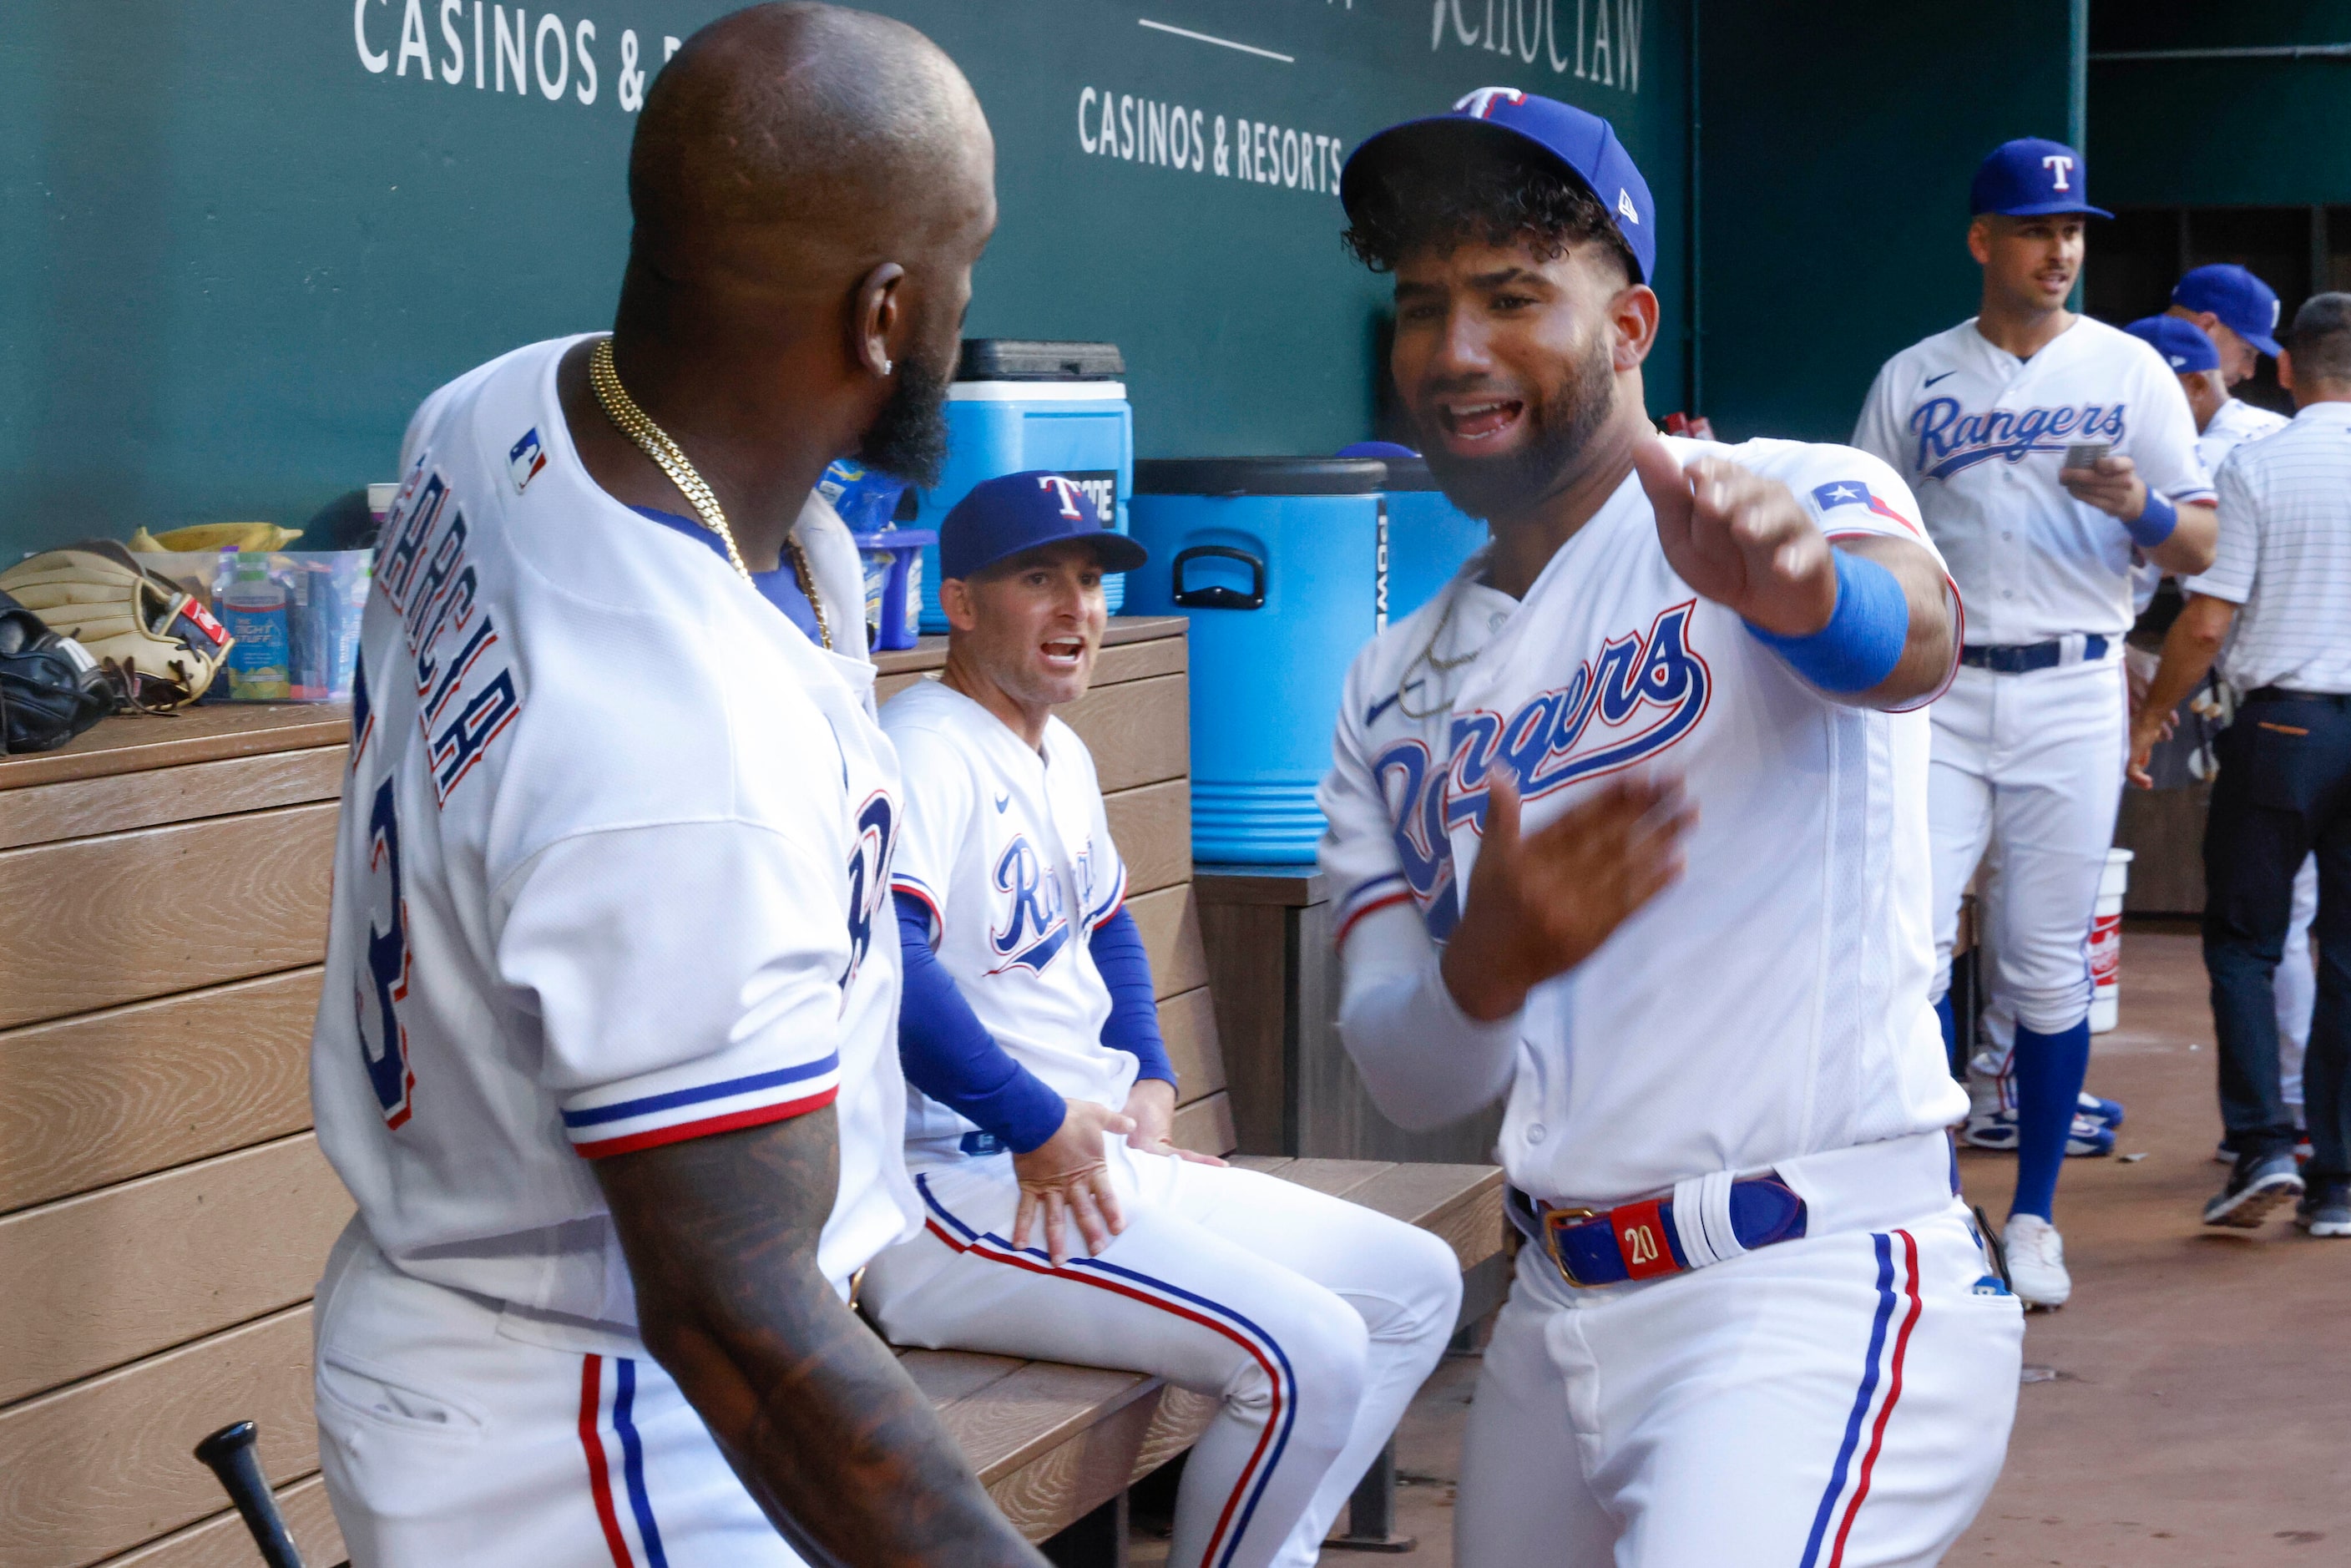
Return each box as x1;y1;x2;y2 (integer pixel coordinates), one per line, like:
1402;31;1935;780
194;1421;309;1568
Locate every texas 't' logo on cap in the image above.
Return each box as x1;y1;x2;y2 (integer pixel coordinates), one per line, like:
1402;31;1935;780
1454;87;1525;119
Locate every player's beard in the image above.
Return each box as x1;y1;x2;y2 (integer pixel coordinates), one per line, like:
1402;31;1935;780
1420;331;1617;523
856;342;954;489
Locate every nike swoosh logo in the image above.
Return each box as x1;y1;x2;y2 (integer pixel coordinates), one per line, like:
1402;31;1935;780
1924;370;1959;387
993;792;1010;813
1365;680;1425;726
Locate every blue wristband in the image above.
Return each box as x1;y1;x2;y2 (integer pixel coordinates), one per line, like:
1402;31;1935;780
2126;491;2177;550
1745;549;1909;694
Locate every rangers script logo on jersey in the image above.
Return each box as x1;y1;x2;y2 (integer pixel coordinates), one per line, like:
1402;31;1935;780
1369;601;1710;938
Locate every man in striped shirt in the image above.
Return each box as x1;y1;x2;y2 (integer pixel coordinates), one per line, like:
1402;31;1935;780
2129;292;2351;1238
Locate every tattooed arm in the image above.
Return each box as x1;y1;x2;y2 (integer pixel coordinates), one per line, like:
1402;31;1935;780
592;1107;1046;1567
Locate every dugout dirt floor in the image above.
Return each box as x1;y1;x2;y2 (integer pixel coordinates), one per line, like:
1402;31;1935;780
1128;928;2347;1565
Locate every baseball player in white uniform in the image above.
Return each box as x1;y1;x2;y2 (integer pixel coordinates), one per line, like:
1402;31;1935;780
1329;92;2020;1568
1853;139;2217;1308
309;13;1049;1565
862;472;1463;1568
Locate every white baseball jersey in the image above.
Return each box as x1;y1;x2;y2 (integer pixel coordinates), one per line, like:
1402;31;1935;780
311;334;918;1328
1853;315;2213;644
2197;395;2290;476
1319;435;1967;1205
881;678;1133;1153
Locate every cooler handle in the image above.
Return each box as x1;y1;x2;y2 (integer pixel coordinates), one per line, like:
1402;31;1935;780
1170;545;1266;611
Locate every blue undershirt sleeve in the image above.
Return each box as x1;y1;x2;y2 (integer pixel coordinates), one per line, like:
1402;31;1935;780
1091;903;1176;1087
893;893;1068;1153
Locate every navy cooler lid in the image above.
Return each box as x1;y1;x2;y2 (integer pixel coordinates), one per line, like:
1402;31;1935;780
1374;454;1443;493
1135;458;1389;497
956;340;1125;381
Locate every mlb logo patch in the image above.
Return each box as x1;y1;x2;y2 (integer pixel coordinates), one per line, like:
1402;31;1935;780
508;428;547;493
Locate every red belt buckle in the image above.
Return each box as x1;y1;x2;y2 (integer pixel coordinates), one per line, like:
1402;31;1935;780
1610;1199;1681;1282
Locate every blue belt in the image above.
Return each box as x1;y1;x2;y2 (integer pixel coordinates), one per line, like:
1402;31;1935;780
1959;635;2107;674
1507;1178;1808;1288
958;1130;1009;1157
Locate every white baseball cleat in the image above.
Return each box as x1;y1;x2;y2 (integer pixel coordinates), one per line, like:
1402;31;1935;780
2001;1213;2071;1309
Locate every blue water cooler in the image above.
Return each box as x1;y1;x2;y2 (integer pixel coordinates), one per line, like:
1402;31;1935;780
1379;454;1489;620
907;340;1134;629
1125;458;1391;864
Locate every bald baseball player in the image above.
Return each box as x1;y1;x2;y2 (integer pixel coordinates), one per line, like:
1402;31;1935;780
309;8;1049;1564
1853;139;2217;1308
1325;89;2016;1567
862;472;1462;1568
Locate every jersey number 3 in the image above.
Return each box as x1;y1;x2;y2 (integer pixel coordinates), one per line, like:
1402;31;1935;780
356;777;418;1129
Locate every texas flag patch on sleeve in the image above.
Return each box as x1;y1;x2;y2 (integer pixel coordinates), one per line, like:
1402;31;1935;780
1809;479;1919;536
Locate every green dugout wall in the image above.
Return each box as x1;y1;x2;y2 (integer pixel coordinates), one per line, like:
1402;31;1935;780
0;1;1689;559
1695;1;2077;446
2091;2;2351;209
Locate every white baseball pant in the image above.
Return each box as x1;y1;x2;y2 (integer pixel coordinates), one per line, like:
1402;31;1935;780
1927;657;2126;1032
1455;1201;2020;1568
314;1222;799;1568
861;1137;1462;1568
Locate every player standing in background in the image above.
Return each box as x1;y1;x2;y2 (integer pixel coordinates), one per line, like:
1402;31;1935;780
309;9;1047;1564
2124;292;2351;1233
2153;274;2320;1158
1853;139;2217;1308
1329;90;2018;1567
863;472;1462;1568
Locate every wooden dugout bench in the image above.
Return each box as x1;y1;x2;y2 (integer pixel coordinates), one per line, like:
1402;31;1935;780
0;615;1500;1568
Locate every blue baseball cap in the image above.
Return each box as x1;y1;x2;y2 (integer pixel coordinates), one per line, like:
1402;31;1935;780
2172;263;2284;357
938;471;1147;580
1969;138;2111;220
1341;89;1657;284
2125;315;2222;374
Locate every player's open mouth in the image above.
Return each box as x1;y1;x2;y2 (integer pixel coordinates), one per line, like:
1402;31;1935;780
1041;638;1085;669
1439;399;1524;443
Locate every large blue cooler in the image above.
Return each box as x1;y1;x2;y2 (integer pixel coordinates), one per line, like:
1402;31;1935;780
908;340;1134;629
1380;454;1489;620
1124;458;1392;864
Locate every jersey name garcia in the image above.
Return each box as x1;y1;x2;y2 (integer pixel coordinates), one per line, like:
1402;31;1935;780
1320;438;1968;1203
1853;315;2213;644
882;680;1135;1155
311;335;917;1327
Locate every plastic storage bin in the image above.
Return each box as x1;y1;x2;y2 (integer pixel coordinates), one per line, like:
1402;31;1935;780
2088;847;2134;1034
135;549;372;702
1123;458;1389;865
1379;453;1489;621
906;340;1133;628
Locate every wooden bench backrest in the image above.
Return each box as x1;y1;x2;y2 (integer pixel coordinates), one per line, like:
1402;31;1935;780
0;617;1201;1568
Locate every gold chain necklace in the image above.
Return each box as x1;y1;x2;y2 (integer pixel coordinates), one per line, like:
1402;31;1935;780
588;336;832;651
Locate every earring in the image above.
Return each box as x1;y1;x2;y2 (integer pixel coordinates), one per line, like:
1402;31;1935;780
880;357;894;377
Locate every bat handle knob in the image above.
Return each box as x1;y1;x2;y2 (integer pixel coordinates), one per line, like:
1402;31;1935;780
194;1421;309;1568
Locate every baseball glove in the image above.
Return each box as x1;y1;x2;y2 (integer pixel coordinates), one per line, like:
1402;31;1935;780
0;589;115;752
0;540;235;711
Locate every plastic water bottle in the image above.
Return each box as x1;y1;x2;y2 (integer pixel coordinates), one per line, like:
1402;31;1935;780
220;555;291;701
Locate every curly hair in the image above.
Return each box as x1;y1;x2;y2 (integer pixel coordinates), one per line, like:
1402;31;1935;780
1342;125;1637;282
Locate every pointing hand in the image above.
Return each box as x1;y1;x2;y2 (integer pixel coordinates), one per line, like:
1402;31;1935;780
1635;436;1838;637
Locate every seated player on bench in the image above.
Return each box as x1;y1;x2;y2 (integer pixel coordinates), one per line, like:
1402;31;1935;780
861;471;1463;1568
